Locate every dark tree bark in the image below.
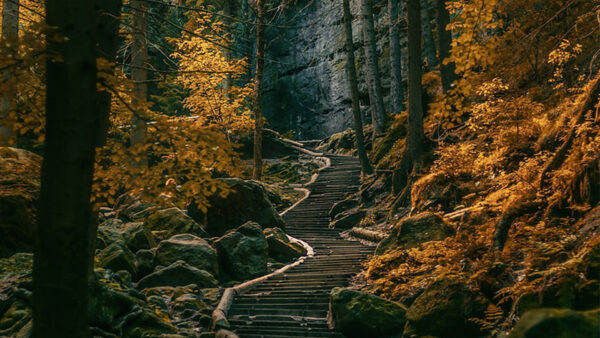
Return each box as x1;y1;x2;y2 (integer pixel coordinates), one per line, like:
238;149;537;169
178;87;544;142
420;0;438;70
436;0;456;92
252;0;265;180
389;0;405;114
360;0;386;137
343;0;373;175
0;0;19;145
130;0;148;167
33;0;102;335
393;0;425;193
89;0;123;279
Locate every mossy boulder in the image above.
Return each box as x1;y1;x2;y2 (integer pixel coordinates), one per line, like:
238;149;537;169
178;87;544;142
264;227;305;263
190;178;285;236
329;208;367;229
329;198;360;220
316;129;356;155
376;212;455;255
122;222;156;252
114;192;156;222
328;288;406;338
96;242;137;279
583;240;600;280
215;222;269;281
88;281;139;332
509;308;600;338
0;147;41;258
405;277;489;338
136;261;217;290
120;308;178;337
134;249;155;280
145;208;209;241
155;234;218;276
96;219;126;250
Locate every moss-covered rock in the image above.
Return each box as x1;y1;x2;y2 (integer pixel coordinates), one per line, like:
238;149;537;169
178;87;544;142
155;234;218;276
508;308;600;338
264;227;305;263
376;212;455;255
0;147;41;258
405;276;489;338
120;307;178;338
329;198;360;220
97;242;137;280
145;208;209;241
316;129;356;155
329;208;367;229
190;178;285;236
123;222;156;253
88;281;139;332
328;288;406;338
136;261;217;290
215;222;269;281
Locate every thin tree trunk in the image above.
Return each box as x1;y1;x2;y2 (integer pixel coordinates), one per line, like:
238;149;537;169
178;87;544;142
343;0;373;175
360;0;386;137
420;0;438;69
33;0;100;335
389;0;405;114
223;0;233;93
252;0;265;180
0;0;19;145
393;0;425;194
89;0;123;280
436;0;455;92
130;0;148;167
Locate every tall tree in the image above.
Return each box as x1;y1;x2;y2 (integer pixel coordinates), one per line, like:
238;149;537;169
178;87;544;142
420;0;438;69
436;0;456;92
393;0;425;193
130;0;148;167
252;0;265;180
342;0;373;175
33;0;103;335
89;0;123;278
389;0;405;114
360;0;386;137
0;0;19;145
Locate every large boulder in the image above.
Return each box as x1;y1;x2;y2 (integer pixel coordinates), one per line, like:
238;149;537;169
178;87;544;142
376;212;455;255
190;178;285;236
145;207;209;241
405;276;489;338
136;261;217;290
88;281;139;332
329;198;360;220
122;222;156;252
509;308;600;338
0;147;41;258
328;288;406;338
96;219;126;250
264;227;305;263
114;192;156;222
155;234;218;276
329;208;366;229
96;242;137;280
214;222;269;281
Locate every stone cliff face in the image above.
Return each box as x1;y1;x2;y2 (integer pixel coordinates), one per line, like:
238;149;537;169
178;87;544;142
257;1;406;139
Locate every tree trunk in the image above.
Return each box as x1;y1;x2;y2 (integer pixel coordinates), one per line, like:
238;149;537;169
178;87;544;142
389;0;405;114
130;0;148;167
0;0;19;145
252;0;265;180
343;0;373;175
33;0;101;335
360;0;386;137
420;0;438;70
393;0;425;193
223;0;233;93
436;0;455;92
89;0;123;279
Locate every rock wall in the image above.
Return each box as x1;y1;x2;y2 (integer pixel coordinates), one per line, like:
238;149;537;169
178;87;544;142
258;1;407;139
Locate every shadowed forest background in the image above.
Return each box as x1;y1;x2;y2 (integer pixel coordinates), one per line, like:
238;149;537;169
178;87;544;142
0;0;599;337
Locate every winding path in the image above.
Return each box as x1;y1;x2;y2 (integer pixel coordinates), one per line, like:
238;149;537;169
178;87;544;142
228;155;373;337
